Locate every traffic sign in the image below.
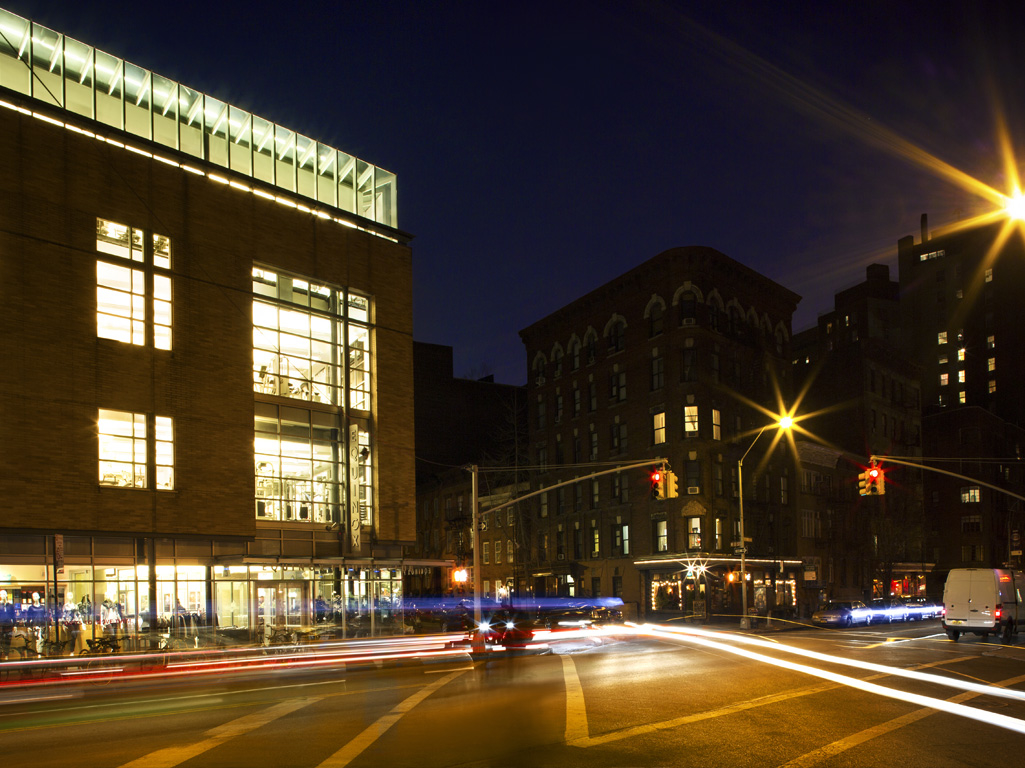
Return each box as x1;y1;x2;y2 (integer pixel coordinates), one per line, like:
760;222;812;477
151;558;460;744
733;547;747;555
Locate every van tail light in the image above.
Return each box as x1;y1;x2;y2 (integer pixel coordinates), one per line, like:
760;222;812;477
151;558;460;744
995;604;1003;620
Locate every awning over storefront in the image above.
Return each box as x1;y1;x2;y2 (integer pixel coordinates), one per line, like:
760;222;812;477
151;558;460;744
633;554;803;571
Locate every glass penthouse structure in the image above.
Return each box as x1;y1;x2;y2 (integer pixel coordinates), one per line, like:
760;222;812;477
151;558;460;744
0;7;417;653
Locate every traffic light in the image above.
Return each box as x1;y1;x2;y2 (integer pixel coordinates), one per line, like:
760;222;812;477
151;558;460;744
665;470;679;499
858;463;885;496
650;468;665;500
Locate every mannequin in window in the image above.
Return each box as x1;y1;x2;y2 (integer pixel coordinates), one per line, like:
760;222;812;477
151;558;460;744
63;592;81;653
27;592;47;626
78;594;93;623
101;593;122;637
0;590;13;654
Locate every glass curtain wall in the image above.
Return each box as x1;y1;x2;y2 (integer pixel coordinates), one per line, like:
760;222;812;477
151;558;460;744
0;9;397;228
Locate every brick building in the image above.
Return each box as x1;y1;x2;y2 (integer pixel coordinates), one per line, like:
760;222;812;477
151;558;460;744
897;215;1025;574
519;246;804;621
793;264;928;603
0;8;415;647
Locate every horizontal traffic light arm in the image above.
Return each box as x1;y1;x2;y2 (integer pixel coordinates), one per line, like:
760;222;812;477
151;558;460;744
477;457;670;515
869;455;1025;504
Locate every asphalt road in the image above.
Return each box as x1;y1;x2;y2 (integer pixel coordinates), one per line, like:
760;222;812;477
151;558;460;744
2;620;1024;767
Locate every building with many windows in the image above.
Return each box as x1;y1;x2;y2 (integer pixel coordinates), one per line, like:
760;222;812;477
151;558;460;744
792;264;928;602
519;246;804;620
0;7;415;648
897;215;1025;574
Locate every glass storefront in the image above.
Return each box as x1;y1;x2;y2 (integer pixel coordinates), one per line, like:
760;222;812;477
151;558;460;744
0;560;408;656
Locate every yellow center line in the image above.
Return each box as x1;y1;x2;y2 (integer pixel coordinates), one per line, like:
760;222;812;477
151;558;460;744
117;697;323;768
315;668;467;768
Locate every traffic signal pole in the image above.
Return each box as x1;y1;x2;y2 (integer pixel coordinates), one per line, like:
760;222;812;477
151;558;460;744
870;455;1025;504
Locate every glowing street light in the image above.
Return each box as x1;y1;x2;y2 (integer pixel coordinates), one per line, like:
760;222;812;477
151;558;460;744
737;417;793;629
1005;190;1025;221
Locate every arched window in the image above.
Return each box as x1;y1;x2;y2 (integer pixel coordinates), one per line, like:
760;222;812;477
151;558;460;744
679;292;697;325
568;339;581;371
607;320;626;353
532;354;547;385
584;330;598;365
552;347;564;378
649;303;664;337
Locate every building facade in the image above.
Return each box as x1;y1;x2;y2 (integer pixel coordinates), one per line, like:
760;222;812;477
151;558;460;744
519;246;804;621
409;343;528;602
0;8;415;649
897;215;1025;574
792;264;929;602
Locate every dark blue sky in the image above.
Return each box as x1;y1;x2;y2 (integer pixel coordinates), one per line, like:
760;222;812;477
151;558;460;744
10;1;1025;384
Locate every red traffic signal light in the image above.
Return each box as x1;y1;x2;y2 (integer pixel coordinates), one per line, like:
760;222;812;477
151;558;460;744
650;469;665;499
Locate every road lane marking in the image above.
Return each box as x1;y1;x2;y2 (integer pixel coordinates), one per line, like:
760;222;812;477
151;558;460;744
315;668;467;768
560;655;589;743
116;697;323;768
563;645;973;748
779;671;1025;768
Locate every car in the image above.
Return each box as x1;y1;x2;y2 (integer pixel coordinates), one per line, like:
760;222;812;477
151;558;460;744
812;600;871;627
901;596;942;620
867;598;909;624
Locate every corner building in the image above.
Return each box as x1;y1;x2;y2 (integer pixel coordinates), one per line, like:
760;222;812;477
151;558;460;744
520;246;803;621
0;8;414;647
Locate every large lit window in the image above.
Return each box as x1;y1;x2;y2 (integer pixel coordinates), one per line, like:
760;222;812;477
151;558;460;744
98;409;173;489
96;219;172;349
684;406;699;435
252;268;371;410
254;403;344;524
960;486;981;503
656;520;668;552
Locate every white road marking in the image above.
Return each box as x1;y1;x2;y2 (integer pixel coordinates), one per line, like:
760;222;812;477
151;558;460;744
117;697;322;768
315;668;467;767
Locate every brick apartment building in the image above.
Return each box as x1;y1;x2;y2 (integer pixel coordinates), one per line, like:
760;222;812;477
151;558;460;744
0;7;415;648
519;246;805;621
897;215;1025;575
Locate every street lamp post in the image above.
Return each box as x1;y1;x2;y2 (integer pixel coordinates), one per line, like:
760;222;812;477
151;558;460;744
738;417;792;629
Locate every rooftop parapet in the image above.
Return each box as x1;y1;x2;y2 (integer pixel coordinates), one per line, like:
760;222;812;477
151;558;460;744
0;7;396;229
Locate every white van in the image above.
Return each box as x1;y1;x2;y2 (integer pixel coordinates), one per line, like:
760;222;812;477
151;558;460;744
942;568;1025;642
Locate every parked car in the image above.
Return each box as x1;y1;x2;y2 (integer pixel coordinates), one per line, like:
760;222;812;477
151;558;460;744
867;598;909;624
812;600;871;627
902;596;943;620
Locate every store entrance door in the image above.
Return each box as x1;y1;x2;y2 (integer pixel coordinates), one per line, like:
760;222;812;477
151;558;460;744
256;583;307;641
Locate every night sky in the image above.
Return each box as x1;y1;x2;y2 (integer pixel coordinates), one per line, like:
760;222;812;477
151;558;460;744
9;0;1025;385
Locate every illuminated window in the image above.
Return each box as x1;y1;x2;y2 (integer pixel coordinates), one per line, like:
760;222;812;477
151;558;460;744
988;357;996;372
254;404;349;524
507;539;514;563
653;410;666;445
939;373;948;386
96;218;172;349
957;348;966;362
252;268;371;410
961;486;981;503
985;268;993;283
98;409;173;489
937;331;947;345
938;354;948;364
684;406;699;435
712;409;721;440
687;516;702;549
987;335;995;350
656;520;668;552
989;380;996;394
958;370;965;384
959;391;966;404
